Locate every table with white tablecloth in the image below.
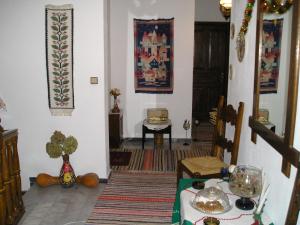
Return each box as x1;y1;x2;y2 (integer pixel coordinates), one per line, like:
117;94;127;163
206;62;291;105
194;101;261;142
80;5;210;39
172;178;274;225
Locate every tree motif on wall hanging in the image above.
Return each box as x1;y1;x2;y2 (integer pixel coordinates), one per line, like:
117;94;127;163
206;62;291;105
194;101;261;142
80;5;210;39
46;4;74;116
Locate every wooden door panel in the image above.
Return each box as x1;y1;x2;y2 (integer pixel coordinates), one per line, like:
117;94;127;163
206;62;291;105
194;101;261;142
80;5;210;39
194;30;210;69
192;86;219;120
192;22;229;121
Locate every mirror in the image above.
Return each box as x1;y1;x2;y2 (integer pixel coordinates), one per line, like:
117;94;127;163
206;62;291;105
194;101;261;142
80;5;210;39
258;7;293;137
249;0;300;177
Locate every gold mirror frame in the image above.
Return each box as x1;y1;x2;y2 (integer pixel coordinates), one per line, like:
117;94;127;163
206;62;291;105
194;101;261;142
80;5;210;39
249;0;300;177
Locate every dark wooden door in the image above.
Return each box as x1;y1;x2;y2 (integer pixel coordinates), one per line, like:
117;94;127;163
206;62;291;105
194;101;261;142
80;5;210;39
192;22;230;121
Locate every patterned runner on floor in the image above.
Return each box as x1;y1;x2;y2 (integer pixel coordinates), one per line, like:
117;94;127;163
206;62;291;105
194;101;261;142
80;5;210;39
86;171;177;225
111;142;212;172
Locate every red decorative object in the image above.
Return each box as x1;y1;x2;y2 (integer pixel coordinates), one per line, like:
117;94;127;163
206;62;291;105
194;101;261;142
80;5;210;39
59;154;76;188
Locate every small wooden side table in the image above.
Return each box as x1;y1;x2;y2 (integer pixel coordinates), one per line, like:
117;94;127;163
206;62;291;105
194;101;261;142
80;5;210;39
142;119;172;150
109;111;123;148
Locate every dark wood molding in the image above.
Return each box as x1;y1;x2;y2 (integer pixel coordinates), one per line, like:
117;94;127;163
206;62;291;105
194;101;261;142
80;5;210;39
251;0;263;144
285;168;300;225
282;0;300;178
249;117;299;168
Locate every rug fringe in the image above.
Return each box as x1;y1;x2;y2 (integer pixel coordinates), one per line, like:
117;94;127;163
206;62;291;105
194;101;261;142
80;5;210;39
50;109;73;116
46;4;73;9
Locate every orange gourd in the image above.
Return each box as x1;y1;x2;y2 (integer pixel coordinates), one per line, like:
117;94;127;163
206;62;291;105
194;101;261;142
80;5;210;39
76;173;99;188
36;173;59;187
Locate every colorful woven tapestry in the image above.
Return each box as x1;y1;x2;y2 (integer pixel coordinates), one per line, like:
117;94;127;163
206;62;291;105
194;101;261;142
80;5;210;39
134;18;174;94
260;19;283;94
46;4;74;116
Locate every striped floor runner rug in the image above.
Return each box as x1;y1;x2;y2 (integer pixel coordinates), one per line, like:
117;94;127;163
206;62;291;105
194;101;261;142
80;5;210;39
111;142;212;172
86;171;177;225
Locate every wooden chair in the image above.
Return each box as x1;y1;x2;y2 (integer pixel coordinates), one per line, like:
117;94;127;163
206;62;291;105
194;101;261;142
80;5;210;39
177;96;244;184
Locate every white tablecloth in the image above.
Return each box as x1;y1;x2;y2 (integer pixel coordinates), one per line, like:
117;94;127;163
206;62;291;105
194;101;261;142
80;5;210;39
143;119;171;130
180;179;273;225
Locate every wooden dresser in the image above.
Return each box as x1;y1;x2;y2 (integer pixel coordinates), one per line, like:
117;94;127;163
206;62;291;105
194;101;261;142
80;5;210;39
0;129;25;225
109;111;123;148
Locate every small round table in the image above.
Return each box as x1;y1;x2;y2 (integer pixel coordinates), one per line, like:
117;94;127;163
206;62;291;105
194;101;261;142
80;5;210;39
142;119;172;150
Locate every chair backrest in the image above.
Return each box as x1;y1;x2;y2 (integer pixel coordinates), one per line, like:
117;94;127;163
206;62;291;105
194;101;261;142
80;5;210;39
211;96;244;165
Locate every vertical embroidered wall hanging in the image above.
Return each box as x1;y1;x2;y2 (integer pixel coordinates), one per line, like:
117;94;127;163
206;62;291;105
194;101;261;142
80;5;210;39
260;19;283;94
46;4;74;116
134;18;174;94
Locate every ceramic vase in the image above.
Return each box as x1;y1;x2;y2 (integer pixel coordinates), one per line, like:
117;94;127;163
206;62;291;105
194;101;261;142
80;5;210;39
112;96;120;113
59;154;76;188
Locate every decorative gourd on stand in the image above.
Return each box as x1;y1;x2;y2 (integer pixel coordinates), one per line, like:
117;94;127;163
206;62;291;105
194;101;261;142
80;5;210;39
46;131;78;188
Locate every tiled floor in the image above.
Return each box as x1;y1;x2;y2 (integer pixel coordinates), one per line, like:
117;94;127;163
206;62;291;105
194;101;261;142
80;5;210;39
18;184;104;225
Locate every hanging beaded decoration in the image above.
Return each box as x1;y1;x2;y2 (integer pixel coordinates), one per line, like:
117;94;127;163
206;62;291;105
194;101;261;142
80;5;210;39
236;0;256;62
263;0;293;14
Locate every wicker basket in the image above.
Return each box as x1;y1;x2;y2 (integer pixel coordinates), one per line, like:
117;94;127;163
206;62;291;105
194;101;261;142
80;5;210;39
147;108;168;124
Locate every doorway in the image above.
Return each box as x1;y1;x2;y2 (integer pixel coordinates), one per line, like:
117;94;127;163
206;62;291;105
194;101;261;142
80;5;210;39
192;22;230;141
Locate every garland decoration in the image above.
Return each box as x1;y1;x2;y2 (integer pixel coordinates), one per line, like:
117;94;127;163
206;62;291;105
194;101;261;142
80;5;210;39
236;0;256;62
239;0;256;36
262;0;293;14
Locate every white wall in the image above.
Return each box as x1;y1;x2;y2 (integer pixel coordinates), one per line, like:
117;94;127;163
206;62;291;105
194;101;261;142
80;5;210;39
195;0;227;22
227;1;297;224
110;0;195;138
0;0;110;190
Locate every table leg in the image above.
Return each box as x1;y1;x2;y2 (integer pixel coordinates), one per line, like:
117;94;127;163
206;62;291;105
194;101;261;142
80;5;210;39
142;127;145;150
177;160;183;186
169;129;172;150
154;133;163;148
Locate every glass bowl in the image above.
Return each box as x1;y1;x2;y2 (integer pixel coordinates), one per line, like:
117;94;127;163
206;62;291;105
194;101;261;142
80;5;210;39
191;186;232;214
229;165;262;210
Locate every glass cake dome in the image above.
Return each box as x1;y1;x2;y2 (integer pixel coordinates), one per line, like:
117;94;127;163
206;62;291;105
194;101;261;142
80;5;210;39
191;186;232;214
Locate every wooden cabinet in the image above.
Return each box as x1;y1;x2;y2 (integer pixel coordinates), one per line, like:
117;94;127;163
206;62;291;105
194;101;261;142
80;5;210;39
0;129;25;225
109;112;123;148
